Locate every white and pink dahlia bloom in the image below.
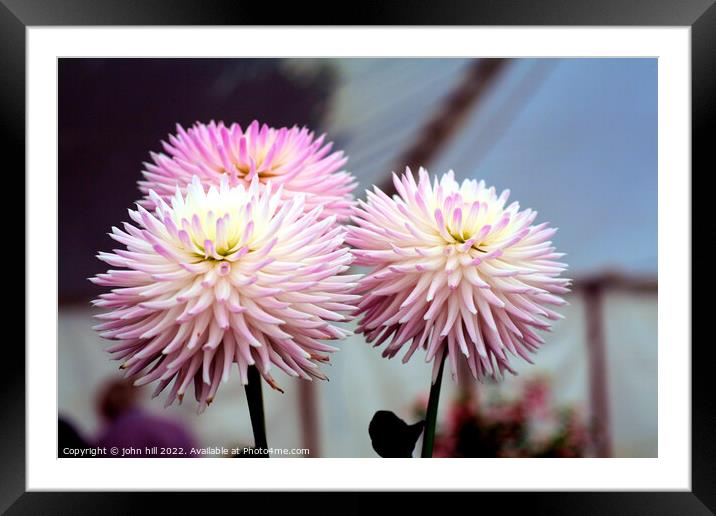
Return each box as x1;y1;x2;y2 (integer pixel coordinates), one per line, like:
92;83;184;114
139;120;356;221
347;168;569;382
92;176;359;410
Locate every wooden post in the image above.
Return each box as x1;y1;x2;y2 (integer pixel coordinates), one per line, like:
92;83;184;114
298;381;321;457
583;281;612;457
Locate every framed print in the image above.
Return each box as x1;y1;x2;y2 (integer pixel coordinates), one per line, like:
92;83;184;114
4;0;710;512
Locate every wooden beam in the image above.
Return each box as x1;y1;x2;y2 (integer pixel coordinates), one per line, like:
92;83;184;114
380;59;508;196
572;272;657;293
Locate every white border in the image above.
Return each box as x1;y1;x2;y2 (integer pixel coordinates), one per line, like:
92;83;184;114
27;27;691;491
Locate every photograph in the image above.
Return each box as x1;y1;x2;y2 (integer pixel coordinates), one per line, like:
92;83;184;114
3;1;707;508
57;57;657;460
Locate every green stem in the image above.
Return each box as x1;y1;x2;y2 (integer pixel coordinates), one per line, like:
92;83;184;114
245;365;268;454
421;353;447;458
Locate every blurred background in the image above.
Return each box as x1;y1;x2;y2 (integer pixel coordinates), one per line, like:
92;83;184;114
58;58;657;458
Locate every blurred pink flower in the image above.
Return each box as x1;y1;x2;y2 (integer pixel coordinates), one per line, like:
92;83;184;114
348;168;569;382
139;120;356;221
522;377;550;418
92;176;359;411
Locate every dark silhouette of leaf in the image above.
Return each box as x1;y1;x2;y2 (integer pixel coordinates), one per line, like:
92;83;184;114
369;410;424;458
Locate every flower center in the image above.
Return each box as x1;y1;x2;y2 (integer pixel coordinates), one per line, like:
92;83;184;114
446;226;489;253
221;155;285;180
448;228;469;243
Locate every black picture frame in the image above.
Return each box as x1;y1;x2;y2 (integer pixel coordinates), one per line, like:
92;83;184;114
4;0;709;512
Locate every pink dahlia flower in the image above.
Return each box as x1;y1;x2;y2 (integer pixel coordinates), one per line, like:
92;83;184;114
92;176;359;410
138;120;356;221
347;168;569;382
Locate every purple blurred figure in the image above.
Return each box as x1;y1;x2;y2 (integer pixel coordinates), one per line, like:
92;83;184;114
95;379;197;458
